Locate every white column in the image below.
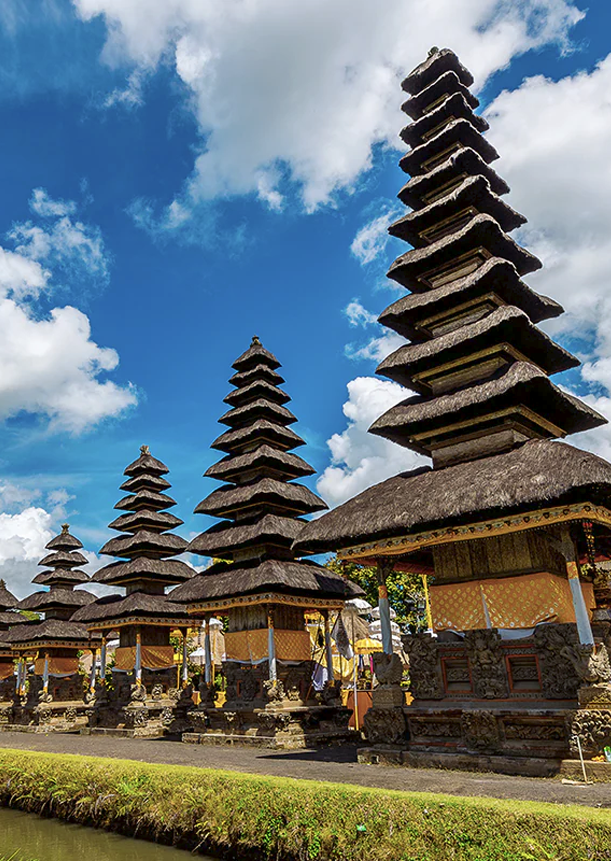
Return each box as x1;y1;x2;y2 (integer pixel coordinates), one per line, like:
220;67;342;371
42;652;50;695
181;629;189;686
267;605;277;682
377;558;394;654
562;530;594;646
135;629;142;685
204;617;212;685
15;658;22;695
100;635;107;682
89;648;97;693
322;609;334;682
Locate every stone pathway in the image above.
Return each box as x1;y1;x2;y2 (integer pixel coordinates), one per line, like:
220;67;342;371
1;732;610;809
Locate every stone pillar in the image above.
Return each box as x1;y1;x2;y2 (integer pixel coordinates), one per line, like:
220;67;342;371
42;652;49;695
100;635;107;682
561;529;594;646
377;558;394;654
204;617;212;685
135;629;142;685
322;609;334;682
267;605;277;682
181;628;189;687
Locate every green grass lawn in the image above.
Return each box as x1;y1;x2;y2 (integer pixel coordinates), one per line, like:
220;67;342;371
0;748;609;860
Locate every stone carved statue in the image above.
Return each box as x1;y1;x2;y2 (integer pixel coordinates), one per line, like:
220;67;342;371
464;629;509;699
570;709;611;757
565;643;611;686
372;652;403;687
402;633;444;700
264;679;286;704
534;624;581;699
318;679;342;707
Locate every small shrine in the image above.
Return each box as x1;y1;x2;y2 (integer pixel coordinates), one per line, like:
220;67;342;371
0;580;27;704
295;48;611;775
73;446;195;738
173;337;362;748
3;525;97;732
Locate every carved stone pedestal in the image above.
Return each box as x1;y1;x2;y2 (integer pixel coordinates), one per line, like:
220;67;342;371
0;674;90;733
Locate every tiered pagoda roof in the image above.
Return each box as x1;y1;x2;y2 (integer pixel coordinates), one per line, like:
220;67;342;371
8;525;95;649
73;446;193;630
0;579;27;654
173;337;361;609
294;47;609;558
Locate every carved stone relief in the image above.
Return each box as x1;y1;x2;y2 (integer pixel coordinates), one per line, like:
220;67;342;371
402;633;444;700
363;707;407;745
464;630;509;699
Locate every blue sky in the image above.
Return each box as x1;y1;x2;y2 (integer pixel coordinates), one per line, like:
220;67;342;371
0;0;610;595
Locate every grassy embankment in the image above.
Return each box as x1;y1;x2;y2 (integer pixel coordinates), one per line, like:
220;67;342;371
0;748;609;861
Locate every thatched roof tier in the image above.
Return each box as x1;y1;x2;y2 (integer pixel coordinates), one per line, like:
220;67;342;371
172;558;361;604
388;214;542;291
205;445;315;483
108;510;184;534
188;514;306;558
229;363;285;388
402;47;474;96
402;70;478;121
0;610;27;627
33;568;90;586
6;617;94;647
100;530;187;559
376;306;578;392
293;440;611;556
92;556;194;586
0;580;18;611
195;477;327;520
378;257;562;341
120;473;172;493
124;446;169;477
45;525;84;552
401;90;488;149
218;398;297;429
389;175;525;248
72;592;191;626
212;420;305;454
223;379;290;407
369;362;605;453
399;146;509;209
232;336;280;371
400;119;498;177
114;489;177;512
17;589;95;612
38;549;88;569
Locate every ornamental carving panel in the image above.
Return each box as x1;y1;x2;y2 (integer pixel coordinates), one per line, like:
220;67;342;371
534;623;581;699
460;710;499;752
464;629;509;699
569;709;611;757
402;633;444;699
363;707;407;745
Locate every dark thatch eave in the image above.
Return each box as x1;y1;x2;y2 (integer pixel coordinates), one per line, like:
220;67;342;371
120;473;172;493
0;610;27;627
402;48;474;96
171;558;363;604
399;119;498;177
389;175;526;247
232;339;280;372
17;589;96;612
108;510;184;534
45;528;83;551
369;362;606;450
92;557;195;585
38;549;88;569
223;379;290;407
0;580;18;610
205;445;315;482
188;514;307;557
378;257;562;340
402;70;478;121
211;420;306;454
293;439;611;555
388;214;542;290
400;90;488;148
229;364;285;388
194;477;327;518
100;530;188;559
72;592;192;625
6;617;93;645
399;146;509;209
114;489;177;512
376;306;578;391
124;447;169;477
33;569;90;586
218;398;297;429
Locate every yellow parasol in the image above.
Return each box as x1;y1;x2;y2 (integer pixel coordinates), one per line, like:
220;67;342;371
354;637;383;655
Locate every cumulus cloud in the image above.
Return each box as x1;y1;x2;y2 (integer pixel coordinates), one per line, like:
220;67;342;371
73;0;583;217
351;208;402;265
0;189;136;432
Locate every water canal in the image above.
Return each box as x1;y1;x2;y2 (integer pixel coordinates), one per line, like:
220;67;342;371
0;807;215;860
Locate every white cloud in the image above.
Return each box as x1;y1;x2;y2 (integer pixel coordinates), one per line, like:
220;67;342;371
73;0;583;216
29;188;77;218
317;376;425;508
101;67;147;109
344;299;377;328
351;208;402;265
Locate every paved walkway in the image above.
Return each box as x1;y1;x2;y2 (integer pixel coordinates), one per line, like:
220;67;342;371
0;732;610;809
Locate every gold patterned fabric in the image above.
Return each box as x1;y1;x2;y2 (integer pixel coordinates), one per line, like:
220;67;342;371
225;629;311;663
114;645;174;671
431;572;592;632
33;656;79;676
0;661;13;680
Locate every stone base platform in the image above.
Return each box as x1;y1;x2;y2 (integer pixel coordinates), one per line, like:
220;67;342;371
560;759;611;782
82;725;170;739
0;699;90;734
358;745;561;778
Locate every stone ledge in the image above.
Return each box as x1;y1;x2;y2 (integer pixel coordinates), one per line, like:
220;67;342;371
560;759;611;782
358;745;561;777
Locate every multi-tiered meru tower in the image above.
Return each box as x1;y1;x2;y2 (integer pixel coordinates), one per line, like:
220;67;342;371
73;446;195;737
295;48;611;774
4;525;97;732
0;580;26;705
173;337;361;748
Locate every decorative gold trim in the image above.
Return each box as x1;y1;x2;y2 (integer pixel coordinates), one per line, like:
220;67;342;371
186;592;345;615
338;501;611;563
85;615;190;633
11;639;91;651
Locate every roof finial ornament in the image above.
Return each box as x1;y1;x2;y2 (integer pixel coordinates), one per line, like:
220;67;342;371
61;523;70;534
140;444;150;455
428;46;439;57
251;335;261;346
